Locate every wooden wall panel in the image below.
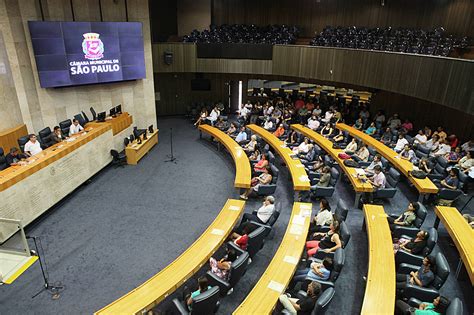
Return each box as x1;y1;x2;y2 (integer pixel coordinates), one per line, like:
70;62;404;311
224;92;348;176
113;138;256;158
212;0;474;38
196;58;272;74
153;43;197;72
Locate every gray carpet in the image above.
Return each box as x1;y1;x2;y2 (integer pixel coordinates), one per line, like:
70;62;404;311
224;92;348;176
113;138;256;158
0;117;472;314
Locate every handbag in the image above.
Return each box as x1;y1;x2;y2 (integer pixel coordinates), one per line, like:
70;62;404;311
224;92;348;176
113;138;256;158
338;152;351;159
344;159;360;168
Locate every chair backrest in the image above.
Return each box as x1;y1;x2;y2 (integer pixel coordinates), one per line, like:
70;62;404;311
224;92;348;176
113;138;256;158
228;251;249;288
431;252;450;290
270;164;279;184
446;298;463;315
17;135;30;153
247;226;266;258
380;157;389;170
191;286;220;314
0;147;4;157
0;147;6;170
339;221;351;248
90;107;97;120
74;113;86;127
267;151;275;164
329;248;345;282
312;287;335;315
417;144;430;154
436;156;448;168
334;199;348;221
387;167;401;187
423;228;438;256
124;138;130;147
266;202;281;227
329;167;339;186
414;202;427;228
110;149;119;159
38;127;53;147
59;119;72;136
434;163;446;175
81;111;90;124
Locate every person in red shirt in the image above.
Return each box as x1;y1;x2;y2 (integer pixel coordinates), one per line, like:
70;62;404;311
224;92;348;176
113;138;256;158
229;224;252;250
295;97;305;110
305;100;315;112
448;134;459;148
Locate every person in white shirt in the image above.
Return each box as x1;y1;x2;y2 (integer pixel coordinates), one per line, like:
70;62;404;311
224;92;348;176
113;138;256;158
345;138;358;154
235;126;248;143
414;130;427;145
263;117;274;130
321;110;334;123
398;144;417;163
307;115;320;130
69;119;84;135
309;198;333;233
293;137;310;154
431;140;451;158
207;106;220;125
369;165;386;188
425;135;440;151
394;134;409;153
241;195;275;224
24;134;43;156
365;154;383;176
353;143;370;162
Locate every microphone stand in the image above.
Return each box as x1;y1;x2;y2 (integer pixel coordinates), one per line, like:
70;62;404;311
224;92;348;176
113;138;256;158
165;127;177;163
28;236;64;299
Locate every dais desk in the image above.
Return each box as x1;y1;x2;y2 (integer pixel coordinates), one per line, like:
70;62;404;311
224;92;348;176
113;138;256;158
86;112;133;136
125;130;158;165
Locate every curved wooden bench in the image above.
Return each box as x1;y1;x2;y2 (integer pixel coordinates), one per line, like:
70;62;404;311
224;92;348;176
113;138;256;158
246;124;310;195
291;124;373;206
199;124;251;189
336;123;438;202
434;206;474;285
361;204;395;315
95;199;245;315
233;202;312;314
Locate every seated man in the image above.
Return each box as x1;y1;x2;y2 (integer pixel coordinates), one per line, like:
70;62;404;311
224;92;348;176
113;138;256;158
364;154;382;177
314;166;331;188
235;126;248;144
263;117;273;130
352;143;370;162
396;256;434;292
307;115;320;131
240;195;275;224
279;281;322;315
430;140;451;158
368;165;386;189
289;258;333;290
24;134;43;156
387;202;419;231
393;134;409;153
5;147;27;166
437;168;459;190
393;230;428;255
51;126;65;144
69;119;84;135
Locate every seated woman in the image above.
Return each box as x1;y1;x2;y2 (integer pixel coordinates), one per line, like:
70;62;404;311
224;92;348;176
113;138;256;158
273;124;285;138
320;123;334;138
194;108;208;126
292;137;310;155
396;295;450;315
444;147;462;164
314;166;331;188
244;135;258;153
332;130;344;143
353;118;363;130
184;276;211;311
209;248;237;281
454;150;474;173
387;202;419;231
249;148;261;162
307;155;325;172
398;144;418;164
306;220;342;257
344;138;358;154
253;153;268;173
289;258;333;291
229;224;251;251
240;166;272;200
352;143;370;162
396;256;434;292
393;230;428;255
226;122;237;137
365;122;377;136
309;198;333;234
417;157;432;174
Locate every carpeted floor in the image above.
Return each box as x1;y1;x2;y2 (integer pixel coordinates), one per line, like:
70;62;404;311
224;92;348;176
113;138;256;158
0;117;472;314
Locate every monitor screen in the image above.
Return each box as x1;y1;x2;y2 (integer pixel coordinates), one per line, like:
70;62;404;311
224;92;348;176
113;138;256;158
28;21;146;88
115;104;122;114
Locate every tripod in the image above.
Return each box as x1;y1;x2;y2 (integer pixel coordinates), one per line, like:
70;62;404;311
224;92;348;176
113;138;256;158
165;127;177;163
28;236;64;299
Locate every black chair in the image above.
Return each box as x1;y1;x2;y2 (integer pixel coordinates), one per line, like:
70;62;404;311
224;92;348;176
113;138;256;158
373;167;401;200
398;252;450;301
124;138;130;147
284;287;335;315
59;119;72;137
334;199;349;221
246;202;281;238
308;248;345;289
391;202;428;238
314;221;350;257
38;127;53;148
90;107;97;121
0;147;7;170
172;286;220;315
395;228;438;266
407;297;462;315
427;156;448;181
309;167;340;198
110;149;127;167
17;136;30;153
255;164;279;196
206;251;249;296
74;113;86;127
81;111;90;124
229;226;266;259
415;145;430;159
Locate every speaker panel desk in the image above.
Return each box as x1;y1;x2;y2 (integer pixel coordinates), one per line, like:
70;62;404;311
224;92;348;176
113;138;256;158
125;130;159;165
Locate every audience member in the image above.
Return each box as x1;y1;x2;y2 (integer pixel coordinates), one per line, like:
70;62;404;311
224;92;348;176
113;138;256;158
279;281;322;315
454;151;473;173
243;135;258;153
353;143;370;162
307;115;320;130
430;140;451;157
461;140;474;154
5;147;27;166
387;202;419;231
241;166;273;200
394;134;409;153
289;258;333;290
413;130;427;145
184;276;212;311
364;154;382;176
395;295;450;315
368;165;386;189
51;126;64;143
432;127;447;142
69;119;84;135
24;134;43;156
393;230;428;255
380;127;393;145
235;126;248;143
274;124;285;137
365;122;376;136
345;138;358;154
240;195;275;224
309;198;333;233
396;256;434;291
388;113;402;129
437;168;459;190
320;123;334;138
306;220;342;256
209;248;237;281
194;108;208;126
401;119;413;133
398;144;417;164
445;147;461;164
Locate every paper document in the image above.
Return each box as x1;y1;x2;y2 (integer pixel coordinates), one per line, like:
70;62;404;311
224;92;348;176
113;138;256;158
267;280;285;293
292;215;305;225
211;229;224;236
283;255;299;265
355;168;365;176
229;205;240;211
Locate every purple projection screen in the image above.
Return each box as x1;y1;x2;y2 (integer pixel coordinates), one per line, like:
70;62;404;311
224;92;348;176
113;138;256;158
28;21;146;88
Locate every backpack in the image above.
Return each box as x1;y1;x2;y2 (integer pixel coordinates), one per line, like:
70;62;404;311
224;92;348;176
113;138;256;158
410;170;427;179
344;159;360;168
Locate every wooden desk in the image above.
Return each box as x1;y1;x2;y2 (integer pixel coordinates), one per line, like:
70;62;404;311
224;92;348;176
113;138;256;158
95;199;245;315
86;112;133;136
336;123;438;202
247;124;310;194
0;124;111;192
362;204;395;315
199;125;251;189
291;124;373;206
233;202;312;315
125;130;159;165
434;206;474;285
0;124;28;154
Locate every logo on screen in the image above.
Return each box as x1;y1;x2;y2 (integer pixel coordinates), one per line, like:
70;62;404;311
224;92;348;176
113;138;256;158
82;33;104;60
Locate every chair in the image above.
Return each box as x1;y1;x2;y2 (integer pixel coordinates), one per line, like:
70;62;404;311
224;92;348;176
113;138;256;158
315;221;351;254
206;251;249;296
415;144;430;159
334;199;349;221
427;156;448;180
110;150;127;167
395;227;438;266
309;248;345;289
246;202;281;238
398;252;450;301
81;111;90;124
391;202;427;238
172;286;220;315
0;147;7;170
38;127;53;148
124;138;130;147
229;226;266;259
74;113;86;127
283;287;335;315
373;167;400;200
17;136;30;153
59;119;72;137
255;164;279;196
90;107;97;121
407;297;462;315
309;167;340;198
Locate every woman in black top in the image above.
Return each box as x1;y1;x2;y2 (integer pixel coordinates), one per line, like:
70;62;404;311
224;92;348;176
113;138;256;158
306;220;342;256
393;230;428;255
320;123;334;138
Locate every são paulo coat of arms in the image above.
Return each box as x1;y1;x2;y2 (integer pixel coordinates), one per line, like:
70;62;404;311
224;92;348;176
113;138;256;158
82;33;104;60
